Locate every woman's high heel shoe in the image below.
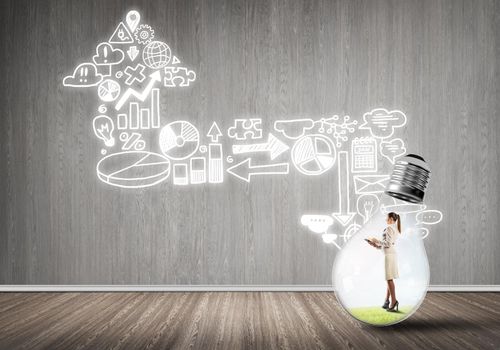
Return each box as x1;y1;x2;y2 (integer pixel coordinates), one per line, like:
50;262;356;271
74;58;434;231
382;300;390;309
387;300;399;312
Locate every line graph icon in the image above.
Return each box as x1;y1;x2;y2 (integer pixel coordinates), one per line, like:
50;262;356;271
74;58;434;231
115;71;162;110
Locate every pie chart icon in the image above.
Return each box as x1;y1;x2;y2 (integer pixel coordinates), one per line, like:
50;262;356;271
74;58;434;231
98;79;121;102
291;134;336;175
159;121;200;160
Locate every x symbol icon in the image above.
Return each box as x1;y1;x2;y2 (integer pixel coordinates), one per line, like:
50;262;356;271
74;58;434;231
124;64;146;85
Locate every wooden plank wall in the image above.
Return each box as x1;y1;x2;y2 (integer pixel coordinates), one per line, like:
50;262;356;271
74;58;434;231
0;0;498;285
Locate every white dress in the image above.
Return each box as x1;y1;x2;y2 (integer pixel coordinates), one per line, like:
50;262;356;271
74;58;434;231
380;224;399;280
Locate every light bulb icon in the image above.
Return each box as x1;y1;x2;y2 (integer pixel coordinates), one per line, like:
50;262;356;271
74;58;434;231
333;154;432;326
356;194;380;224
93;115;115;147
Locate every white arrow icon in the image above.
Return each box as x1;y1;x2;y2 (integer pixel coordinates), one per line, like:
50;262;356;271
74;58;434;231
232;133;289;160
227;158;289;183
115;70;162;110
332;151;356;226
207;122;222;143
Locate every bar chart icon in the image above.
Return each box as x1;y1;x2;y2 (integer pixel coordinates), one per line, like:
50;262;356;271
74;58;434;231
117;88;161;130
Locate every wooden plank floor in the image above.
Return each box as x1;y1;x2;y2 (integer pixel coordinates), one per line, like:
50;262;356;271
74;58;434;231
0;292;499;349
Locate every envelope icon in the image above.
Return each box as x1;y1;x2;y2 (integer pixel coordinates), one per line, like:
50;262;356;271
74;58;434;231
353;175;390;194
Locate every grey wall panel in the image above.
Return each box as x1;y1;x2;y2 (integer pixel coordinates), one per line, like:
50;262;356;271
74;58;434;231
0;0;498;285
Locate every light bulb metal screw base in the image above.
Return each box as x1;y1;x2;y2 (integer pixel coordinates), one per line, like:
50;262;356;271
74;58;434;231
385;154;431;204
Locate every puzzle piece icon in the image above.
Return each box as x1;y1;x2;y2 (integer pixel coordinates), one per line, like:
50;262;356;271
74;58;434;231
227;119;263;140
164;67;196;87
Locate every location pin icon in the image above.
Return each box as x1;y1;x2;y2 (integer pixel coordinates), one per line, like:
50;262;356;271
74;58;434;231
126;11;140;32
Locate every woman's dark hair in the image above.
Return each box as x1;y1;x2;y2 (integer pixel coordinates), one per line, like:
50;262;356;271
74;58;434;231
388;212;401;233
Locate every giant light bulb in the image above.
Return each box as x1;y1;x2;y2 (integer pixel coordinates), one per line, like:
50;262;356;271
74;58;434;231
333;154;431;326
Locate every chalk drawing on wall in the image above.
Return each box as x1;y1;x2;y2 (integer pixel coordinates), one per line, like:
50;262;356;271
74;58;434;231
97;79;121;102
356;194;380;224
190;157;207;184
143;41;171;69
351;137;377;173
159;121;200;160
291;134;336;176
208;143;224;183
124;64;146;85
207;122;223;143
274;119;315;140
379;138;406;164
93;43;124;76
96;151;170;188
109;22;134;44
226;158;289;183
232;133;289;160
317;115;358;147
63;63;103;87
353;175;390;194
228;119;263;140
164;67;196;87
173;163;189;185
127;46;139;61
359;108;407;139
93;115;115;147
119;132;146;151
61;10;444;244
126;11;141;32
331;151;356;226
134;24;155;45
115;71;162;110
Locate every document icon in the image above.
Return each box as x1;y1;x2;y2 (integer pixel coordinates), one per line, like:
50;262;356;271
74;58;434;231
353;175;390;194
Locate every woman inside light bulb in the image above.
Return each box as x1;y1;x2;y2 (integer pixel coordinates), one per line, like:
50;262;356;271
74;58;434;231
366;212;401;312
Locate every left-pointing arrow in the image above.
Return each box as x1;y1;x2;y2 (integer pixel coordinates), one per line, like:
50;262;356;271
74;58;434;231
227;158;289;183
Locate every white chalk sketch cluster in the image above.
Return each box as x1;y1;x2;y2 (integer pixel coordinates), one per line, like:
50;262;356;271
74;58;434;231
299;108;443;247
63;11;443;244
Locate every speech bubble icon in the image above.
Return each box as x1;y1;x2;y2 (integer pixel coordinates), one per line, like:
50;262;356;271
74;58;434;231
380;138;406;164
360;108;407;139
322;233;338;244
404;227;430;239
301;215;334;234
416;210;443;225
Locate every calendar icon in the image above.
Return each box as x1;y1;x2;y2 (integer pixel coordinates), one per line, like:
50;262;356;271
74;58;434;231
351;138;377;173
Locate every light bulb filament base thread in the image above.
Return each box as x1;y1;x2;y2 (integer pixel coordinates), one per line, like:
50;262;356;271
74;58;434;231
385;154;431;204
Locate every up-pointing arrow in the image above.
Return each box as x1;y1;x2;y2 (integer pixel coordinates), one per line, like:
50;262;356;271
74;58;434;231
207;122;223;143
226;158;289;183
332;151;356;226
232;133;289;160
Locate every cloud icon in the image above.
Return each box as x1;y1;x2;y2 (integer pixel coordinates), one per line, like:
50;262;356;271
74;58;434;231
301;214;334;234
274;119;315;139
63;63;103;87
93;42;124;66
360;108;407;139
380;138;406;164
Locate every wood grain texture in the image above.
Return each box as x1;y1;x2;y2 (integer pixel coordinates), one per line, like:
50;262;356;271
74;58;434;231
0;292;499;349
0;0;499;285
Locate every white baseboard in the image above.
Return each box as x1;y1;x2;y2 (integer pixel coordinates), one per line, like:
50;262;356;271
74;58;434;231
0;285;499;292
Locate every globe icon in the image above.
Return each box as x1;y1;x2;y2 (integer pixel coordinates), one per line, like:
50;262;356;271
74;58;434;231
142;41;171;69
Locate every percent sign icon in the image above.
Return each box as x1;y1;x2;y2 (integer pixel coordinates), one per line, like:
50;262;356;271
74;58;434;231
120;132;146;150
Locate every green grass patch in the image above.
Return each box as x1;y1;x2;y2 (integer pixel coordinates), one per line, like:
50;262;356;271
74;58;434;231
348;306;413;326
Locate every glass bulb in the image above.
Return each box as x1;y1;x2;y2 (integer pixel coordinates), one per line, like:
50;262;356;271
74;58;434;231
333;154;431;326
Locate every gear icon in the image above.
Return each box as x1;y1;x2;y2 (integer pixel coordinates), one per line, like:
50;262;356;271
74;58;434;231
134;24;155;45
